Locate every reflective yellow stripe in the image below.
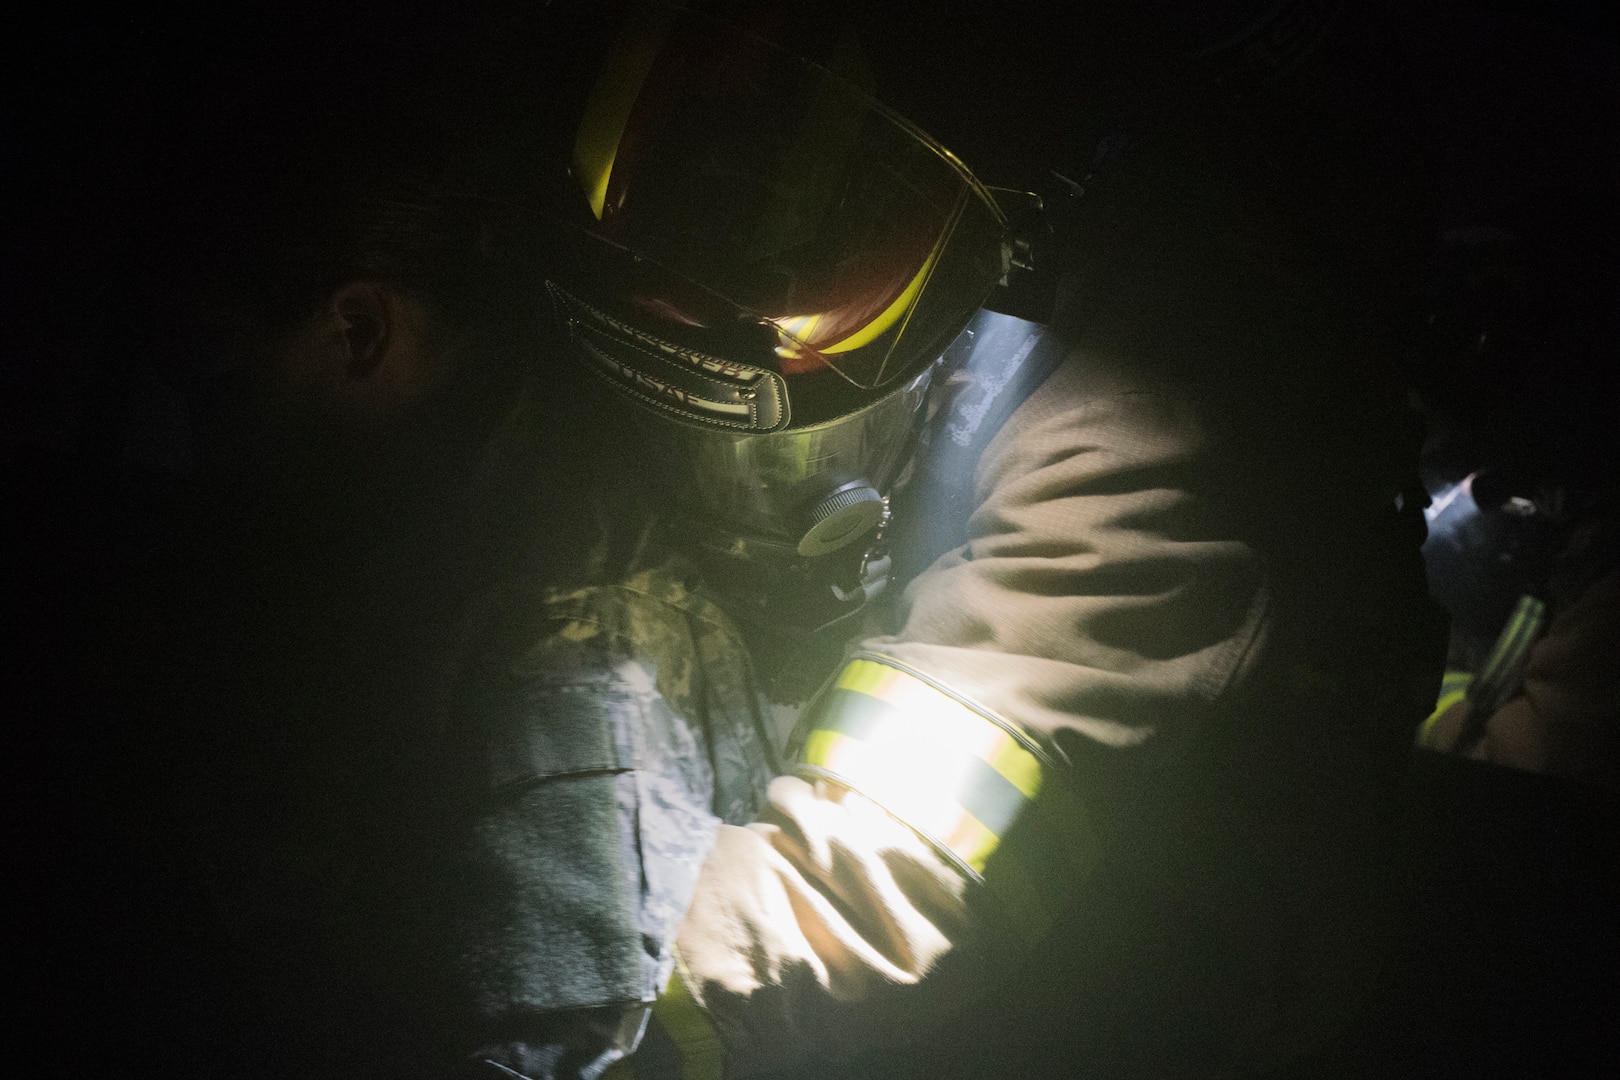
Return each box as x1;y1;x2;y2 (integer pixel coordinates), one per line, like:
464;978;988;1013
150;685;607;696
1428;685;1472;722
942;810;1001;873
837;656;898;697
835;659;1045;798
798;655;1048;878
652;956;724;1080
1419;670;1473;746
1476;595;1547;692
573;7;675;220
988;734;1043;799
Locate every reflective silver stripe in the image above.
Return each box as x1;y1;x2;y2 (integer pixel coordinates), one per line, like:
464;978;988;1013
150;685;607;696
797;656;1093;943
1469;594;1547;715
796;656;1048;878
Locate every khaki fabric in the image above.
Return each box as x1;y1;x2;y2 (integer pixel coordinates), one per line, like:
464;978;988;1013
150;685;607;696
666;126;1442;1077
873;351;1269;751
673;347;1300;1078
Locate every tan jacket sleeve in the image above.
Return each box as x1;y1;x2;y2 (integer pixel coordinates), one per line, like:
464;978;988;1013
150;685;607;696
671;346;1271;1076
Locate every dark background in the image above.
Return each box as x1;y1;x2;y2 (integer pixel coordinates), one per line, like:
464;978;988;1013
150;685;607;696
5;1;1616;460
6;3;1616;1077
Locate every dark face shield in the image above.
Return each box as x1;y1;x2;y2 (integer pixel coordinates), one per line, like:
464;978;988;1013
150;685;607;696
557;1;1010;421
545;3;1022;616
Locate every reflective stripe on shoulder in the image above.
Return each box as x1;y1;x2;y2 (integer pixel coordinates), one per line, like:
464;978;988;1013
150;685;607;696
796;655;1051;880
1471;594;1547;711
1418;669;1474;746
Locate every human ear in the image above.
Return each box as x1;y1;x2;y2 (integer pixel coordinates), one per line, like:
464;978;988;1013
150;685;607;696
334;282;392;381
278;281;442;411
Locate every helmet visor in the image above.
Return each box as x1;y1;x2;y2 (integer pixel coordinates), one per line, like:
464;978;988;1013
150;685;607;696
569;3;1009;391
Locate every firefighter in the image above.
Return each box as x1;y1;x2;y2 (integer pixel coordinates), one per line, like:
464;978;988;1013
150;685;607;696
524;4;1447;1078
39;4;1442;1077
1413;195;1619;785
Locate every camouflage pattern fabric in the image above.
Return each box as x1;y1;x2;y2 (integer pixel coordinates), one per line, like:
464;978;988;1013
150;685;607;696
451;559;780;1020
524;563;781;828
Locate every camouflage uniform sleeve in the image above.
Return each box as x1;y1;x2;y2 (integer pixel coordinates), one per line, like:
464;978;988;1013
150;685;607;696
446;563;777;1076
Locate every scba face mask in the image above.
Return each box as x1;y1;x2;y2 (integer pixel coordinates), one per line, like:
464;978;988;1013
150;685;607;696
545;1;1017;609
